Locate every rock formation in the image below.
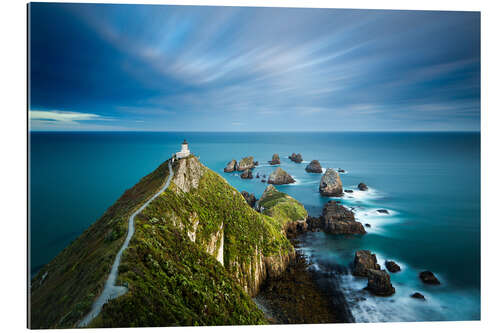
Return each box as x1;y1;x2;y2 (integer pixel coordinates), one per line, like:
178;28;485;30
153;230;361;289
419;271;441;285
411;292;425;300
224;159;237;172
241;191;257;208
358;182;368;191
319;169;343;196
305;160;322;173
385;260;401;273
237;156;256;171
352;250;380;277
267;167;295;185
288;153;303;163
240;169;253;179
322;201;365;235
269;153;281;165
366;269;395;296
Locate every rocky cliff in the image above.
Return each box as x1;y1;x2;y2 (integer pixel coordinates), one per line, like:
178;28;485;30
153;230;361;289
30;156;297;328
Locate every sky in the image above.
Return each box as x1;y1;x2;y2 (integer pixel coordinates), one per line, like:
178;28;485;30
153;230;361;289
28;3;480;131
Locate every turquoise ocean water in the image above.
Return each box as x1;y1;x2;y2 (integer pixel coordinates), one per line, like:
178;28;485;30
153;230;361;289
29;131;480;322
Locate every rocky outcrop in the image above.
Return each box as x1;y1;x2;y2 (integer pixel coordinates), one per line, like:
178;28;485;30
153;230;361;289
319;169;343;196
385;260;401;273
269;153;281;165
237;156;256;171
411;292;425;300
377;209;389;214
366;269;395;296
241;191;257;208
344;189;353;193
241;169;253;179
305;160;322;173
172;156;205;193
268;167;295;185
288;153;303;163
419;271;440;285
358;182;368;191
322;201;365;235
224;159;237;172
352;250;380;277
306;216;323;231
338;168;345;173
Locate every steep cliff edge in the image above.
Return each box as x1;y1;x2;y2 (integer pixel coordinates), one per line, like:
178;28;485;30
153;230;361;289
30;156;296;328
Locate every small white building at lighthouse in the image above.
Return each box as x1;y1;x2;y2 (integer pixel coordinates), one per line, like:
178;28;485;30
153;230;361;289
176;139;191;159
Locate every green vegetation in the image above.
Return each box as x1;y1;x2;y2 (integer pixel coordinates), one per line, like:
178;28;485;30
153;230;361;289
258;185;308;227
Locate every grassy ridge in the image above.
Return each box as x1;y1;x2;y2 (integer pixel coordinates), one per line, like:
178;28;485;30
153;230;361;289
258;185;308;226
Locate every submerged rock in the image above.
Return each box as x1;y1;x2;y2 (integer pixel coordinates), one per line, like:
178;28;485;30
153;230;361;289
411;292;426;300
377;209;389;214
358;182;368;191
338;168;345;173
240;169;253;179
288;153;303;163
419;271;441;285
305;160;322;173
385;260;401;273
224;159;237;173
241;191;257;208
366;269;395;296
269;153;281;165
353;250;380;277
319;168;343;196
268;167;295;185
344;189;353;193
364;223;371;228
237;156;256;171
261;179;266;183
322;201;365;235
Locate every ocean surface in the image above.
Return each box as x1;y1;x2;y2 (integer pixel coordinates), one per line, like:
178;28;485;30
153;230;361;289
29;131;480;322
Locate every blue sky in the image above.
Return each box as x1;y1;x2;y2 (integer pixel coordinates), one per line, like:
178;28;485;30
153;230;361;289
28;3;480;131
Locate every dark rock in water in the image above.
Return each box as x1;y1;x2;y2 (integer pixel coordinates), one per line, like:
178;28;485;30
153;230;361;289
256;174;260;178
344;189;353;193
254;161;259;166
319;169;343;197
338;169;345;173
262;174;266;178
240;169;253;179
288;153;303;163
237;156;256;171
306;216;324;231
261;179;266;183
269;153;281;165
366;269;395;296
385;260;401;273
305;160;322;173
268;167;295;185
224;159;237;172
353;250;380;277
322;201;365;235
411;292;425;300
241;191;257;208
358;182;368;191
364;223;371;228
377;209;389;214
419;271;441;285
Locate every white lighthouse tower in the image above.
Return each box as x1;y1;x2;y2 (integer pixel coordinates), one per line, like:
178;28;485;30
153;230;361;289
176;139;191;159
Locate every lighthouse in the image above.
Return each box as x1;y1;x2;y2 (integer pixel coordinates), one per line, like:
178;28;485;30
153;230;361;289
176;139;191;159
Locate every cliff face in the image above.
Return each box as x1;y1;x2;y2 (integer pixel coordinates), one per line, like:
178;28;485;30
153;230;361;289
30;156;297;328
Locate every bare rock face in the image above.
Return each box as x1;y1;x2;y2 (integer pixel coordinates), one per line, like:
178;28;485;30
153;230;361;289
269;153;281;165
319;168;343;196
172;156;205;193
267;167;295;185
305;160;322;173
241;191;257;208
353;250;380;277
288;153;303;163
419;271;441;285
237;156;256;171
385;260;401;273
322;201;366;235
224;159;237;172
366;269;395;296
358;182;368;191
240;169;253;179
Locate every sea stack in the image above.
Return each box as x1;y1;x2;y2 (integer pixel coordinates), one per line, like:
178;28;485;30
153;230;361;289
288;153;303;163
353;250;380;277
224;159;237;172
267;167;295;185
322;201;366;235
240;169;253;179
269;153;281;165
237;156;256;171
319;168;343;196
358;182;368;191
305;160;322;173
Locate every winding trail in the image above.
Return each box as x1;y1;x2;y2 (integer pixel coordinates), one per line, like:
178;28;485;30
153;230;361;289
78;160;174;327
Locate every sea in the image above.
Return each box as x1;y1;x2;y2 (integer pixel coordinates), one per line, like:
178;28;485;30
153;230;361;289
29;131;480;322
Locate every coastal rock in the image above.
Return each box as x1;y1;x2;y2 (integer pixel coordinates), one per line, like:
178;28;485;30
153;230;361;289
240;169;253;179
319;168;343;197
261;179;266;183
385;260;401;273
358;182;368;191
288;153;303;163
305;160;322;173
256;174;260;178
353;250;380;277
322;201;366;235
269;153;281;165
419;271;441;285
306;216;323;232
411;292;426;300
377;209;389;214
338;169;345;173
224;159;237;173
237;156;256;171
366;269;395;296
268;167;295;185
241;191;257;208
344;189;353;193
365;223;371;228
